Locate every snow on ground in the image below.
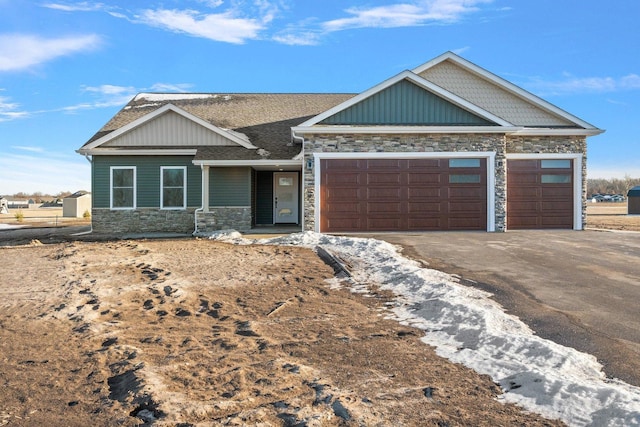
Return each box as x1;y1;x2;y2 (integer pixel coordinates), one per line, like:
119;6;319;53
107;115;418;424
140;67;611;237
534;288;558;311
203;230;640;427
0;223;22;230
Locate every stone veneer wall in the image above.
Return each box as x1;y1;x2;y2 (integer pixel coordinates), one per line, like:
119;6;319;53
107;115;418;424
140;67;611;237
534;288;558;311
195;207;252;233
303;133;508;231
92;208;195;234
506;135;588;229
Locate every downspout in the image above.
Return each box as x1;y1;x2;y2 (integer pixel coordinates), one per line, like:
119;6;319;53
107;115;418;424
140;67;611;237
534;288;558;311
194;164;205;234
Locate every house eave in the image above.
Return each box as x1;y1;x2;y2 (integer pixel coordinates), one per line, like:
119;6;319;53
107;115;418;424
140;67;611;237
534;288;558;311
76;148;198;156
292;125;522;135
192;159;302;168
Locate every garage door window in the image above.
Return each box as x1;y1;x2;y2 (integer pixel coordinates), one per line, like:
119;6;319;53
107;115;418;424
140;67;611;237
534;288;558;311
449;174;481;183
541;159;571;168
450;159;481;168
541;174;571;184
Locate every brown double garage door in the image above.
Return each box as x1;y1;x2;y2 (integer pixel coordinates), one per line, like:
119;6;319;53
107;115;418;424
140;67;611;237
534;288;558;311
320;157;574;232
320;158;487;232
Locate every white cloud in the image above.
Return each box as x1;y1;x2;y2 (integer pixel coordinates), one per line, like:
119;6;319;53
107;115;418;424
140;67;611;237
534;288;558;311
11;146;44;153
0;33;102;72
0;96;29;122
274;0;492;45
149;83;194;92
41;2;107;12
137;8;264;44
525;73;640;95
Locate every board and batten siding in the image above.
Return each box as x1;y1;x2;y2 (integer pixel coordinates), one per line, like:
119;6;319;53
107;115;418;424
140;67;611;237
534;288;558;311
92;156;201;208
209;167;251;207
320;79;494;126
102;111;239;147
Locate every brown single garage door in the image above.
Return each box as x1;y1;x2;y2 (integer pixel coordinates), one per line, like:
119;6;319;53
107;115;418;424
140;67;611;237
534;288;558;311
320;158;487;232
507;159;574;229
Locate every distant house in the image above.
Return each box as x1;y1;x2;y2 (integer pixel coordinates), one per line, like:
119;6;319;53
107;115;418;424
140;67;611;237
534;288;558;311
63;191;91;218
77;52;603;234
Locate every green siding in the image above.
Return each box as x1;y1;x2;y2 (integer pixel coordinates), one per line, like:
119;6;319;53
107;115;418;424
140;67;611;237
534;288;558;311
320;79;495;126
92;156;201;208
210;167;251;206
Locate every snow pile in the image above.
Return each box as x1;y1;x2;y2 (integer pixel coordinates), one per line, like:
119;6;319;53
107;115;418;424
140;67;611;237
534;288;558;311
208;231;640;426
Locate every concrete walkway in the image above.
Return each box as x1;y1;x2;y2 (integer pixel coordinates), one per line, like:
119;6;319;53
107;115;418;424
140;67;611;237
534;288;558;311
362;229;640;387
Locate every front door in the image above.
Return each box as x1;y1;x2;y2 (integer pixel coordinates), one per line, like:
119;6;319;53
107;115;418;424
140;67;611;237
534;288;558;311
274;172;299;224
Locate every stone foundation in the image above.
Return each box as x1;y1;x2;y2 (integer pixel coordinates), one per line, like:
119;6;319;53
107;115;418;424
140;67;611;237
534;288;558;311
195;207;252;233
92;208;195;234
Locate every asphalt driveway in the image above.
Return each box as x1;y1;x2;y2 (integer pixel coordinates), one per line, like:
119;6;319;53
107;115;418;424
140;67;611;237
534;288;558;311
362;230;640;387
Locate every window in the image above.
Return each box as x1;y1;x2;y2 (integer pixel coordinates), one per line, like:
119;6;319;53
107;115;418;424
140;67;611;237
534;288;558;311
449;174;481;183
161;166;186;209
449;158;481;168
541;159;571;169
541;174;571;184
111;167;136;209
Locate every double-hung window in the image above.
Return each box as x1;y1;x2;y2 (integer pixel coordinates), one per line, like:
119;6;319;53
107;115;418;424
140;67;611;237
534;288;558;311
110;166;136;209
161;166;186;209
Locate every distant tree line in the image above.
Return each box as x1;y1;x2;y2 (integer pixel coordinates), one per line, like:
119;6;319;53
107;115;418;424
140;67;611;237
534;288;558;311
3;191;75;203
587;176;640;196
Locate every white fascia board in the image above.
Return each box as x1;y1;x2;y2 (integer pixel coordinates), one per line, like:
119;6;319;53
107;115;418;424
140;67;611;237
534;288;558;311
77;148;197;156
82;104;257;151
298;70;513;128
506;153;584;230
513;128;604;137
292;125;521;134
414;52;601;131
312;151;497;232
192;159;302;167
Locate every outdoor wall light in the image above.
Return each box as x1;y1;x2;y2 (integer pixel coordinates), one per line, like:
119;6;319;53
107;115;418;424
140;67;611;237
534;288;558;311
306;158;313;169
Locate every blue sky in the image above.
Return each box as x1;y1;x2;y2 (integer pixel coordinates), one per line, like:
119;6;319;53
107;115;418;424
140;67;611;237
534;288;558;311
1;0;638;195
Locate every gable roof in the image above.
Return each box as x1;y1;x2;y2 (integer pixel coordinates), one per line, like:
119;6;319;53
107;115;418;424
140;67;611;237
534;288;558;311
295;52;602;136
78;93;355;160
413;52;599;130
298;70;514;128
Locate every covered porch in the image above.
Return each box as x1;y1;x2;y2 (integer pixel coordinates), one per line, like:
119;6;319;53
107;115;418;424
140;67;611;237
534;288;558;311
193;160;303;233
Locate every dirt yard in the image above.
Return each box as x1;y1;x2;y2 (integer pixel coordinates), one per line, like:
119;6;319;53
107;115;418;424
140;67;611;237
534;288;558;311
586;202;640;231
0;238;564;426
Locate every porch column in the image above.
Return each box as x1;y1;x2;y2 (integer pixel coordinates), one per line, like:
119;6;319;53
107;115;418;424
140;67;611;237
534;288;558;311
202;165;210;212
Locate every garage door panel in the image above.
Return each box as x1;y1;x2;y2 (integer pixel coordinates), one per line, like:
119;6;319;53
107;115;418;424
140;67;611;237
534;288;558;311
407;172;442;184
408;158;443;168
408;187;442;198
321;158;486;232
507;159;573;229
367;187;402;199
367;202;401;213
366;159;402;169
325;173;360;185
367;173;403;185
325;187;360;200
324;159;361;170
449;187;485;198
407;202;443;213
541;187;572;197
449;201;484;213
324;202;360;213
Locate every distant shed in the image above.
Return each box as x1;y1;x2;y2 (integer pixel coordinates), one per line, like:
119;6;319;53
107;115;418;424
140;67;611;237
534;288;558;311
628;186;640;215
63;191;92;218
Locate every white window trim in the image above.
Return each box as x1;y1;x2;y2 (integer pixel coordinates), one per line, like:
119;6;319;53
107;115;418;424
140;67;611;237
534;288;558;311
506;153;583;230
312;151;496;232
110;166;136;210
160;166;187;210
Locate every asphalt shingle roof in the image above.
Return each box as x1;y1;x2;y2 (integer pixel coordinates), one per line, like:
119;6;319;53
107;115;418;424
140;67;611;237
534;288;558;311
81;93;355;161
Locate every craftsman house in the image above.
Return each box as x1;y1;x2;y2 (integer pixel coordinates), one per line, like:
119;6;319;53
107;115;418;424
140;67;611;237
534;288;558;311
77;52;602;234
